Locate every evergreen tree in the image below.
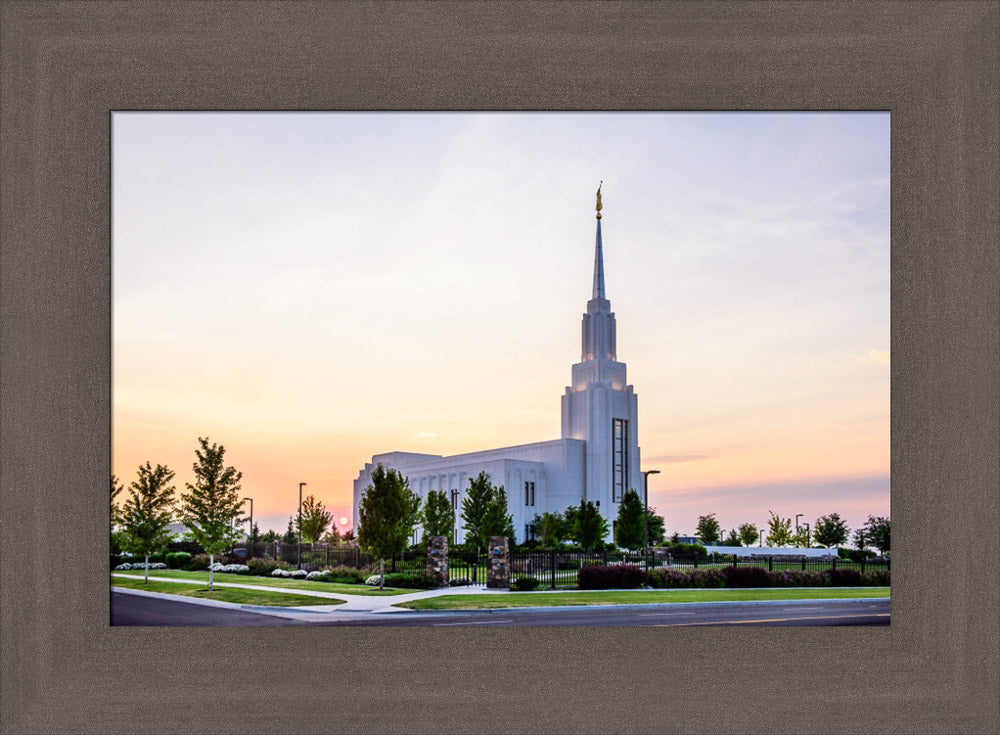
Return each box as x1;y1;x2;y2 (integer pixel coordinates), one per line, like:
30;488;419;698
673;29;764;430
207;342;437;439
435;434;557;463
481;485;515;546
119;462;177;583
720;528;742;547
737;523;760;546
282;517;297;545
460;471;496;554
574;499;609;552
696;513;721;545
614;488;645;550
421;489;455;540
765;511;794;547
813;513;849;548
297;494;333;544
357;463;420;589
178;437;244;590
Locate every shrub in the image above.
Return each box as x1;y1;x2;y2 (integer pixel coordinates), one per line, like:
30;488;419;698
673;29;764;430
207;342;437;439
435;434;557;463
165;551;192;569
769;570;827;587
187;554;211;571
861;569;890;586
512;577;541;591
365;574;383;586
243;558;292;576
722;565;771;588
668;542;708;559
647;567;726;589
577;564;647;590
826;568;863;587
315;566;365;584
383;572;440;589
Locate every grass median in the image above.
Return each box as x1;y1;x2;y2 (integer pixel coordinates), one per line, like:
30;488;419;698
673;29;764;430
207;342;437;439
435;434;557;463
397;587;890;610
112;576;347;607
111;569;405;595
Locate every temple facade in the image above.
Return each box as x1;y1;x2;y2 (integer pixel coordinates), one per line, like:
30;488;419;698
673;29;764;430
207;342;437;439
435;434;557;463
352;189;641;543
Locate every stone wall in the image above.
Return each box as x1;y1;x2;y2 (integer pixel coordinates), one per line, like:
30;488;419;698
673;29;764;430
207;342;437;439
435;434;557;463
486;536;509;588
426;535;449;587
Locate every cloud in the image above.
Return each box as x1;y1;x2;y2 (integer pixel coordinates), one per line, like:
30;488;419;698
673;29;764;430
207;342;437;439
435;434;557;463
851;349;890;366
414;431;438;439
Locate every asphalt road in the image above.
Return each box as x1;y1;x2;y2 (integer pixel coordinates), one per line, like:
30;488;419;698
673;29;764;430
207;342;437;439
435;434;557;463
111;591;888;627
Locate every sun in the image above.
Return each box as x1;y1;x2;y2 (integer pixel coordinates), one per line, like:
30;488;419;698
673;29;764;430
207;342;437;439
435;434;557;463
339;516;349;527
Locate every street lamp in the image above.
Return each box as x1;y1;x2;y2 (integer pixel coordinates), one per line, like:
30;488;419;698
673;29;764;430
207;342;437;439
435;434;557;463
242;497;253;559
759;527;764;547
298;482;306;569
642;470;660;583
795;513;803;533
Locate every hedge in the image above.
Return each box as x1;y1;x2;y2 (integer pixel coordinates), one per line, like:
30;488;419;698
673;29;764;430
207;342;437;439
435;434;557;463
577;564;647;590
648;566;890;589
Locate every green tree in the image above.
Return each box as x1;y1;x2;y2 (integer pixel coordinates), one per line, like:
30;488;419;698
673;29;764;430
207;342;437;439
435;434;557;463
247;521;261;556
791;526;812;548
460;471;497;554
737;523;760;546
720;528;742;546
862;516;890;556
646;508;666;546
481;486;515;545
614;488;645;550
178;437;245;590
110;474;125;566
534;511;566;548
563;505;579;542
853;526;869;551
421;489;455;540
696;513;721;545
118;462;177;583
111;474;123;526
281;517;297;545
573;499;609;552
765;511;794;547
297;494;333;545
813;513;850;548
261;528;279;545
357;463;420;589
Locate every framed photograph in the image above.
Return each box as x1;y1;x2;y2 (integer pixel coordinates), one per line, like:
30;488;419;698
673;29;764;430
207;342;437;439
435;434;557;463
3;2;997;733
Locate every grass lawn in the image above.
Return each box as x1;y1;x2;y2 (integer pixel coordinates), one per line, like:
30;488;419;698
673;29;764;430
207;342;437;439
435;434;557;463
111;577;346;607
111;569;405;596
398;587;891;610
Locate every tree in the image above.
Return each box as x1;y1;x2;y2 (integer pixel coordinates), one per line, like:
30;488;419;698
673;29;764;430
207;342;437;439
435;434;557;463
696;513;721;546
421;489;455;540
261;528;279;545
573;499;609;552
460;471;495;554
853;526;869;551
111;474;123;526
118;462;177;583
646;508;666;546
791;526;812;548
110;474;125;566
534;511;566;548
614;488;645;550
765;511;794;547
297;494;333;545
247;521;261;553
281;517;297;545
321;529;340;546
481;485;515;546
813;513;850;548
720;529;742;547
862;516;890;556
357;463;420;590
737;523;760;546
178;437;244;590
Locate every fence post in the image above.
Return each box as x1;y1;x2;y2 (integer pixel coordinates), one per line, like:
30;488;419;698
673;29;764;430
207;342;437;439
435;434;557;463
768;556;773;572
693;555;698;569
861;557;866;574
801;557;806;571
832;557;837;571
550;549;556;590
732;554;738;568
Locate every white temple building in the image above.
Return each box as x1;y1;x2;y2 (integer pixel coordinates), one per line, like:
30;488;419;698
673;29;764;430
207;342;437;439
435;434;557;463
352;188;642;543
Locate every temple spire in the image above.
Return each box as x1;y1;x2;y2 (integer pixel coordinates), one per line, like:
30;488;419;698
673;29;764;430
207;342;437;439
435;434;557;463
592;183;606;300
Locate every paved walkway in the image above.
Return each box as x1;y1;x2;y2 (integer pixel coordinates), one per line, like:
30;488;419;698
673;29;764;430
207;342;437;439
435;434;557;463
111;572;510;622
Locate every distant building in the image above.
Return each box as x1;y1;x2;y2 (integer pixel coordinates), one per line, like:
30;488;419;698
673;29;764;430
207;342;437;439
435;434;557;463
353;189;642;544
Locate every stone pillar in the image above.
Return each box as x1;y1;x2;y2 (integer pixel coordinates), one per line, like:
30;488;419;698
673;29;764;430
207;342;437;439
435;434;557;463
426;535;449;588
487;536;510;589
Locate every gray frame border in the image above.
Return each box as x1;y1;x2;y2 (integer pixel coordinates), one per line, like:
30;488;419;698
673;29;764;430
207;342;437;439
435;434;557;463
2;2;997;733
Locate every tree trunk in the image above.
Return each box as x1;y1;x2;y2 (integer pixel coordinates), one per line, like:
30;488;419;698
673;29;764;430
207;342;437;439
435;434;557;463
209;553;214;590
379;557;385;591
144;553;149;584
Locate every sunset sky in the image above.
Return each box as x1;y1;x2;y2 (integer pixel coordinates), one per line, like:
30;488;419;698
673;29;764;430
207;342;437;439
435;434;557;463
112;111;889;541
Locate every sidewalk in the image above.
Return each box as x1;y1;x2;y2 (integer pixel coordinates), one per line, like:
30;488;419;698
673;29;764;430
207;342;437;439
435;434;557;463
111;572;511;622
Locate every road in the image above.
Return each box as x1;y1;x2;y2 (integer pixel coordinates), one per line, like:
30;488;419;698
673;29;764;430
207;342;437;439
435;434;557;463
111;591;888;627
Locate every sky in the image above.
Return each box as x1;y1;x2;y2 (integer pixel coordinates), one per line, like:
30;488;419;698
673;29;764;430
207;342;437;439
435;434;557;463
112;111;890;541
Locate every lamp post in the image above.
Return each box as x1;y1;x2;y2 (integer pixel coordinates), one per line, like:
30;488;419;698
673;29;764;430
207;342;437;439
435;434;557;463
759;527;764;547
298;482;306;569
242;497;253;559
804;522;810;548
795;513;803;533
642;470;660;583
